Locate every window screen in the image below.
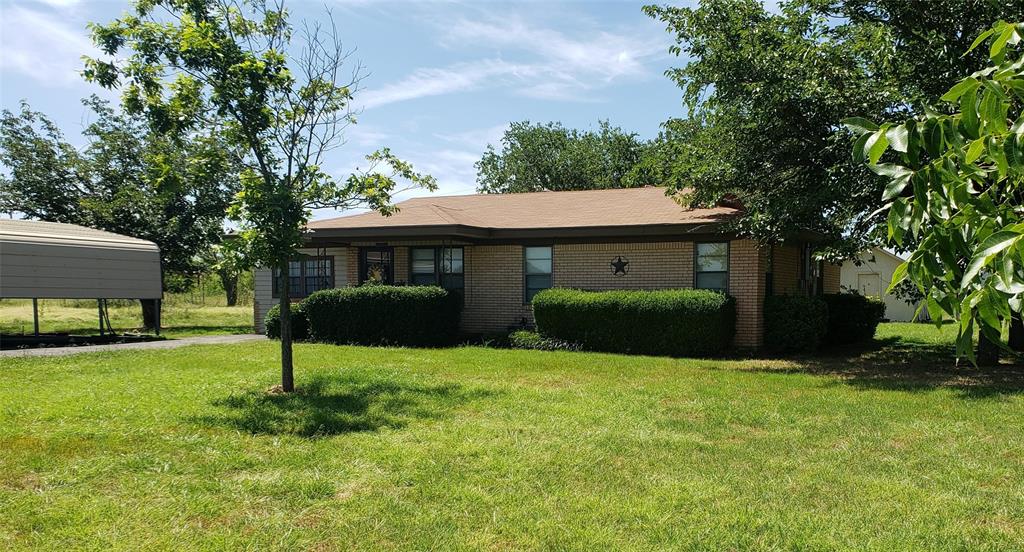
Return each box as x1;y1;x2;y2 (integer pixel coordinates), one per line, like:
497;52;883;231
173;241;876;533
524;246;552;303
410;247;437;285
695;242;729;291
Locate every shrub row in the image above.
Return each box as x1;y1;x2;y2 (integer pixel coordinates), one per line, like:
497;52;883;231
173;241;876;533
764;293;885;353
822;293;887;345
532;288;736;357
763;295;829;353
265;285;460;347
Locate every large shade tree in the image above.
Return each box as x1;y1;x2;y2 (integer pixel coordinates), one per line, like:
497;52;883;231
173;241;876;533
844;21;1024;364
84;0;435;392
0;97;238;327
643;0;1024;258
476;120;659;193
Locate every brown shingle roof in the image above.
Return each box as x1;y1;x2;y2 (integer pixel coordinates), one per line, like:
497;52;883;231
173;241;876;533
307;187;739;240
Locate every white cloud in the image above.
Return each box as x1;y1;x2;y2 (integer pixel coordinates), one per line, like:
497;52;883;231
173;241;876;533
358;13;668;110
360;59;538;109
346;123;391;148
434;123;508;150
36;0;83;7
442;17;662;83
0;6;96;87
311;146;480;221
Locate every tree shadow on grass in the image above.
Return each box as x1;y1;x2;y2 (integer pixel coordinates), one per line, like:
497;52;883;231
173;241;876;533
746;337;1024;398
190;373;495;437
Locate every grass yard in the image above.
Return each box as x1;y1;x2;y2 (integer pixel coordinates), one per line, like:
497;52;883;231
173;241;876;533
0;298;253;338
2;327;1023;551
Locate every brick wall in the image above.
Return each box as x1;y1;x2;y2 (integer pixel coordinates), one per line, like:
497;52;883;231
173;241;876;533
462;245;533;333
552;242;693;290
822;262;841;293
770;243;841;296
772;244;803;295
253;238;773;346
729;239;767;348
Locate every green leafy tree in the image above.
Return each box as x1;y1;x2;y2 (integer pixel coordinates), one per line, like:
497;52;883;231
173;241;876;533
0;97;238;327
201;242;247;306
85;0;435;392
476;120;657;193
644;0;1023;257
0;105;87;223
844;21;1024;364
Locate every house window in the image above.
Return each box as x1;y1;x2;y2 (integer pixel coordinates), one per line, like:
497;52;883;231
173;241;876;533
409;246;464;291
273;255;334;298
695;242;729;292
410;247;437;285
440;247;464;292
360;247;394;285
524;246;552;303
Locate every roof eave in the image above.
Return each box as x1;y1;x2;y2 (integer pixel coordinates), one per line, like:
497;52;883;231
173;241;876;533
306;221;734;243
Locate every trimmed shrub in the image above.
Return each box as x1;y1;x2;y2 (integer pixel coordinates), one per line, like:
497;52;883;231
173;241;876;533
822;293;886;345
532;288;736;357
763;295;828;353
264;303;309;341
301;285;460;347
508;330;580;352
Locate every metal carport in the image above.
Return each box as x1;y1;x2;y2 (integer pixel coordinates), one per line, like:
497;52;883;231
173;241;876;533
0;220;162;336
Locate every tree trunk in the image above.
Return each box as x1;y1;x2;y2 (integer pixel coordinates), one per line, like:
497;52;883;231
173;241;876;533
140;299;160;331
1009;314;1024;352
278;263;294;392
219;271;238;306
976;332;1000;367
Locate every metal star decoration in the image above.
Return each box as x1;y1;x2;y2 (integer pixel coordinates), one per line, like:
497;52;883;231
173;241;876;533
610;256;629;276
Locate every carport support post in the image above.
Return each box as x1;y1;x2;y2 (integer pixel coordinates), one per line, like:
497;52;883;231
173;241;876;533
32;298;39;337
155;299;161;336
98;299;104;336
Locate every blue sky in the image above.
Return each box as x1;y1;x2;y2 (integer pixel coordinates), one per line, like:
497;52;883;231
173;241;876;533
0;0;695;219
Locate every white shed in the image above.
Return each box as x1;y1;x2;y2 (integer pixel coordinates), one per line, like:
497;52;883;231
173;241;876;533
839;247;926;322
0;220;162;300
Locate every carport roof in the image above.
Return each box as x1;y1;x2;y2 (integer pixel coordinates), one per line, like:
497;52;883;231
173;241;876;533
0;220;158;251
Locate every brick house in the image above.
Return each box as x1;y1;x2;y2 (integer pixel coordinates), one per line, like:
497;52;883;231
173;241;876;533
253;187;840;348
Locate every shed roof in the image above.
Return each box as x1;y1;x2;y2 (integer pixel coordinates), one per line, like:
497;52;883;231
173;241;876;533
0;219;159;251
307;187;740;240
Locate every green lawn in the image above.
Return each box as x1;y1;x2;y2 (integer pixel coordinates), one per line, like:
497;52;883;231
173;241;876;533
0;298;253;338
1;326;1022;550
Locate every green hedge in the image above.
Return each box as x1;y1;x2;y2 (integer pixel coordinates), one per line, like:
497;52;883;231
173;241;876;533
532;288;736;357
763;295;828;353
822;293;885;344
264;303;309;341
301;285;461;346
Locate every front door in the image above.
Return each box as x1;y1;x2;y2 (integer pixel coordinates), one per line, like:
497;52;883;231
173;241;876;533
360;247;394;285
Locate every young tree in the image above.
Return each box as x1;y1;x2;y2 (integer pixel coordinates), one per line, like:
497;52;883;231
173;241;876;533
0;98;238;328
476;120;657;193
844;21;1024;364
85;0;435;391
